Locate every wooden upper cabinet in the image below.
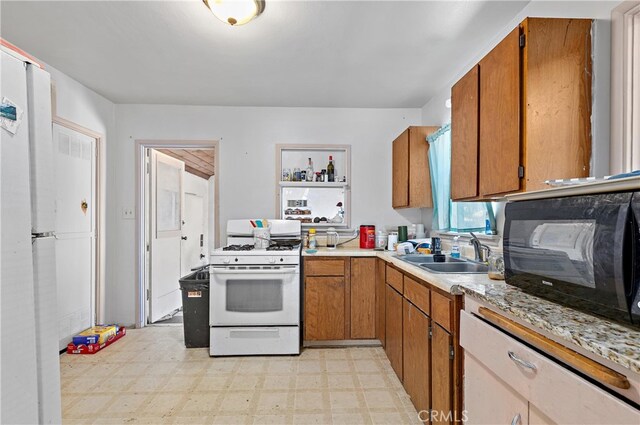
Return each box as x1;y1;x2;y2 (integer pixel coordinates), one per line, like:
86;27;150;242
451;18;592;200
392;129;410;208
350;258;376;339
521;18;592;191
451;65;480;200
392;126;437;209
479;27;521;198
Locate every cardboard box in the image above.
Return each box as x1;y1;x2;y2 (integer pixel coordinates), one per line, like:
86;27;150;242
72;325;118;346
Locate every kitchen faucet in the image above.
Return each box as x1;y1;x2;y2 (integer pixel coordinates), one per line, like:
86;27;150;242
469;232;491;263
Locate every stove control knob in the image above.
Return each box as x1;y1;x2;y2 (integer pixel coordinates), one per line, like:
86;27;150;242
223;258;230;264
268;257;276;264
234;258;239;262
280;258;284;262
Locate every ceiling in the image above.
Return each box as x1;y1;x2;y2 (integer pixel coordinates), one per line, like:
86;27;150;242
157;148;215;179
1;1;529;108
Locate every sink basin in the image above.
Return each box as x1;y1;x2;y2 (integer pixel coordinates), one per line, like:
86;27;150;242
400;254;466;264
419;262;489;274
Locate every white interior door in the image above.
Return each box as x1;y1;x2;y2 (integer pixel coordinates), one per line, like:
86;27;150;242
181;193;205;276
149;150;184;323
53;123;96;349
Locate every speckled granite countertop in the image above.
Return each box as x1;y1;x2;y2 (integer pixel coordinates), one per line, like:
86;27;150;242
459;284;640;375
303;247;640;374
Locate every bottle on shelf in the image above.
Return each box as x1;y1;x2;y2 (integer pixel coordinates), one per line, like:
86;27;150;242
327;155;335;182
293;167;301;182
305;158;314;182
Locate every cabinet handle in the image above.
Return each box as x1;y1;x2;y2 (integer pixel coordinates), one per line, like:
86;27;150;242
508;351;537;372
510;413;521;425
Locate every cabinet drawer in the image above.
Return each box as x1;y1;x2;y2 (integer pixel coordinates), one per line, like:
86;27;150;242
460;311;639;424
431;291;452;331
386;265;403;293
305;258;345;276
403;276;430;316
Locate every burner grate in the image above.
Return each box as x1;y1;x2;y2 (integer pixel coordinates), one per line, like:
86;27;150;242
222;244;255;251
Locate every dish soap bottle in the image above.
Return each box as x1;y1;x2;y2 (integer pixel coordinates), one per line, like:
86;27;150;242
308;229;317;249
451;236;461;258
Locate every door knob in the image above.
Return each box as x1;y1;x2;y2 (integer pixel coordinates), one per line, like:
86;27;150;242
181;236;188;240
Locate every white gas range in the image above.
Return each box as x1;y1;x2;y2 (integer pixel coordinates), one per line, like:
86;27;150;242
209;220;301;356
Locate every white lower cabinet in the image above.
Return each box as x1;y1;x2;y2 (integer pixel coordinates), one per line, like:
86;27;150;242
460;310;640;425
465;354;528;425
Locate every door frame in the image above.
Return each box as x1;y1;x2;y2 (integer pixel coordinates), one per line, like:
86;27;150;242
135;139;219;328
52;115;105;324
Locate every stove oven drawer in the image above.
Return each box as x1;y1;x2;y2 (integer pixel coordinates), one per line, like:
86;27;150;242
210;326;300;356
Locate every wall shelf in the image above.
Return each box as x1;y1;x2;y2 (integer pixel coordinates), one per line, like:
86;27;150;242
279;181;349;188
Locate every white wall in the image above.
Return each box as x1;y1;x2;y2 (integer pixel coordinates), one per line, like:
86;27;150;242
111;105;421;325
47;64;116;324
421;0;615;177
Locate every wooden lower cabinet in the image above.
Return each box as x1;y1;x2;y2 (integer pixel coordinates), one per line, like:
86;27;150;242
304;276;345;340
403;299;430;415
385;284;403;380
431;323;454;425
350;258;376;339
375;258;386;347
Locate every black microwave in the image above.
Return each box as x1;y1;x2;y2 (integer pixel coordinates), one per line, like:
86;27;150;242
503;191;640;327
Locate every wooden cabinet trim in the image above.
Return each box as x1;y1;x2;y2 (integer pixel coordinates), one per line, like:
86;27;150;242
376;258;386;347
385;284;404;381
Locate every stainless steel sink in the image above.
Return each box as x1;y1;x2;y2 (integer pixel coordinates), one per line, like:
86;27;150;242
419;262;489;274
400;254;466;264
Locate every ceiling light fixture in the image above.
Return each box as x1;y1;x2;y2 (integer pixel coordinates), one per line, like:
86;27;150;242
203;0;265;26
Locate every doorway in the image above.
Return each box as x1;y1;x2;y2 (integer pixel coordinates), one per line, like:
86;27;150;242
135;141;218;327
51;119;102;349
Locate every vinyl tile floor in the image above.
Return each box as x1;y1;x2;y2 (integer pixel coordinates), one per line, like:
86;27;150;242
61;326;422;424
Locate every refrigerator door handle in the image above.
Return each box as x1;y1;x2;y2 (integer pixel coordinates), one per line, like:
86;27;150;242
31;231;56;239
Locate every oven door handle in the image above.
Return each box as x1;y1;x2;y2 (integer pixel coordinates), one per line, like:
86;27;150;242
211;268;298;275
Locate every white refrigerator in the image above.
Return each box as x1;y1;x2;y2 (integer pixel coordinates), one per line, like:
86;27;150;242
1;49;62;424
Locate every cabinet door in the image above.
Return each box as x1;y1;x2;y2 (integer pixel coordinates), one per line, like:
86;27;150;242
408;127;434;208
431;323;454;425
479;27;521;197
304;276;345;341
392;129;409;208
403;299;430;415
350;258;376;339
375;259;386;347
464;354;529;425
451;65;479;200
385;284;403;380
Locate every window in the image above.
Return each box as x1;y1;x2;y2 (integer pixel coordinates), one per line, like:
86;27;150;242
427;124;494;233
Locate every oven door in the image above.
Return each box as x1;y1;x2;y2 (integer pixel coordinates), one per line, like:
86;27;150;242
210;265;300;326
504;192;635;323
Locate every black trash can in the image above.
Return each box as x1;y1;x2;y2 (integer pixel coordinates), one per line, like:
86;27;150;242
179;268;210;348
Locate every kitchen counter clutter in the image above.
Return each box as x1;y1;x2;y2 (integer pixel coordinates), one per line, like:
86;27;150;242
303;247;640;376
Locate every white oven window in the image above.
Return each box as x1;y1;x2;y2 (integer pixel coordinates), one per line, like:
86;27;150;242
226;279;283;312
